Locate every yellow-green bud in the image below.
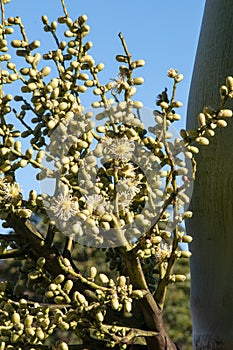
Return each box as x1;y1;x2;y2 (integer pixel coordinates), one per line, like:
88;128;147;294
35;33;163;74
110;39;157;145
181;250;192;258
54;274;65;284
12;312;20;323
171;101;183;108
206;129;215;137
116;55;128;63
175;74;184;82
135;59;145;67
218;109;232;118
29;40;40;50
64;280;73;292
132;290;145;299
99;274;109;284
54;296;66;304
133;101;143;109
198;113;206;126
96;63;104;71
85;80;95;87
182;235;193;243
118;275;126;287
36;327;44;340
74;291;87;305
160;101;169;109
24;315;33;327
96;311;104;322
217;119;227;128
133;77;144;85
41;66;51;76
37;257;46;267
92;101;101;108
111;296;119;310
124;300;132;313
77;140;88;148
196;136;209;145
89;266;97;279
226;76;233;90
189;145;199;154
58;342;69;350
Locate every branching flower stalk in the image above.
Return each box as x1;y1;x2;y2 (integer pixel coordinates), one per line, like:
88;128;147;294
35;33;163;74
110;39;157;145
0;0;232;349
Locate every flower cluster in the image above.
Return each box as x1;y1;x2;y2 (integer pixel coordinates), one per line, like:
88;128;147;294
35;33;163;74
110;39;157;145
0;0;232;348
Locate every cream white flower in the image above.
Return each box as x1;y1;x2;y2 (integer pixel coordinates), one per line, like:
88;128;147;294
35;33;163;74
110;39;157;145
155;242;172;263
0;179;22;204
85;193;108;215
115;178;140;212
116;178;140;198
50;193;79;221
101;136;135;162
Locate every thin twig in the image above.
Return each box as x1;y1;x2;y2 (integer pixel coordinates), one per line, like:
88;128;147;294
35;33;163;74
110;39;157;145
61;0;69;17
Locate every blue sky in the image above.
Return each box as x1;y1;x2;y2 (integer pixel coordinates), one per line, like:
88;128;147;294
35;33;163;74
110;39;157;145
5;0;205;120
3;0;205;194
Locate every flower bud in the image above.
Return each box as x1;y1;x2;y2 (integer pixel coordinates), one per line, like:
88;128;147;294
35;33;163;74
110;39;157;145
218;109;232;118
58;342;69;350
133;77;144;85
99;273;109;284
89;266;97;279
54;274;65;284
133;101;143;109
74;291;87;305
24;315;33;327
135;59;145;67
175;74;184;82
36;327;44;340
198;113;206;126
182;235;193;243
196;136;209;145
118;275;126;287
189;145;199;154
54;296;66;304
12;312;20;323
174;274;186;282
217;119;227;128
226;76;233;90
180;129;188;139
181;250;192;258
160;101;169;109
167;68;177;78
37;257;46;268
116;55;128;63
64;280;73;293
124;300;132;313
96;311;104;322
111;296;119;310
132;290;145;298
171;101;183;108
91;101;101;108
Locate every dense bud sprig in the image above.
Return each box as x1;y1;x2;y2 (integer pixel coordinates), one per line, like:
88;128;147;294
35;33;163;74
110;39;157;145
0;0;232;348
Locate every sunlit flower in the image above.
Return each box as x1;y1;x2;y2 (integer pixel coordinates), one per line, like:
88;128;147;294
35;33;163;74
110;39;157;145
101;136;135;162
155;242;172;263
117;190;133;212
115;178;140;212
50;193;79;221
85;193;108;214
116;178;140;198
0;179;22;204
112;73;129;94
